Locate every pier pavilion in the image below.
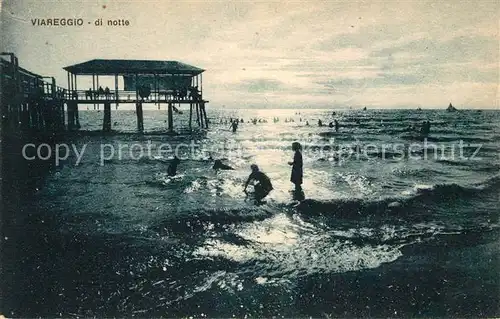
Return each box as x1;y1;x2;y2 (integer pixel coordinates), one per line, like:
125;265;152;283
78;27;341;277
63;59;209;132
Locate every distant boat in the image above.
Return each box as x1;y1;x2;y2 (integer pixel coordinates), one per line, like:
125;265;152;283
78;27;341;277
446;103;457;112
362;107;367;111
417;107;422;111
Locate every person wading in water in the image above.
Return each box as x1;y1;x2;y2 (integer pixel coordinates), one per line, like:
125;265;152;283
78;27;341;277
288;142;303;191
243;164;273;205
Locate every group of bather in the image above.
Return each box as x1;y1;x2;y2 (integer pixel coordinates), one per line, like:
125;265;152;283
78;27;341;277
220;115;432;136
166;142;304;205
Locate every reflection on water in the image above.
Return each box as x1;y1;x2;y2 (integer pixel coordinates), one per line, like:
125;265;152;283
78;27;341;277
4;108;500;317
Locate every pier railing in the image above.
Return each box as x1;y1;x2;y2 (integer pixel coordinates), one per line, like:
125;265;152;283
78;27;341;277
63;89;204;104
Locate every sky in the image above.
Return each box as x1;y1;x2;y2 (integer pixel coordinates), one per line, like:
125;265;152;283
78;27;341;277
1;0;499;109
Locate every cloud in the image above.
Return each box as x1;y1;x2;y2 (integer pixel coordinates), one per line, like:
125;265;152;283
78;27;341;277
371;36;498;65
1;0;498;108
236;79;287;93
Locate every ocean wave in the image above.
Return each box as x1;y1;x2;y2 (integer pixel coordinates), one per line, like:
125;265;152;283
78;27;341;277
400;135;492;143
191;213;405;282
295;175;500;217
295;197;396;217
151;206;276;232
143;174;500;228
147;173;187;187
391;167;446;178
436;159;499;170
415;175;500;198
436;159;468;166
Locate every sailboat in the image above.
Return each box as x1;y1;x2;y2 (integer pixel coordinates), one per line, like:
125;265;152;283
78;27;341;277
446;103;457;112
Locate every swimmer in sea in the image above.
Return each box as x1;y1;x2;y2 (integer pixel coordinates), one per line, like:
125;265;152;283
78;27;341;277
230;120;239;133
213;159;234;171
167;156;181;176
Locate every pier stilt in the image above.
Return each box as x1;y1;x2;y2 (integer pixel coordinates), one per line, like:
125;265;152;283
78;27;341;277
59;101;65;130
38;101;45;130
67;102;75;130
103;102;111;132
45;101;56;132
21;103;30;131
59;100;65;130
201;101;208;129
167;102;173;132
189;103;193;130
38;100;46;131
32;102;41;130
198;103;205;128
75;103;80;129
195;102;201;127
136;101;144;132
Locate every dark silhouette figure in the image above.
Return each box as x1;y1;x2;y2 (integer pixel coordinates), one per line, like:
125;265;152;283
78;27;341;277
306;121;310;126
292;187;305;201
244;164;273;204
334;119;339;132
329;122;334;128
188;86;200;100
98;86;104;99
167;156;181;176
230;120;239;133
85;88;93;100
104;87;111;99
420;121;431;136
318;119;323;127
213;160;234;171
288;142;303;191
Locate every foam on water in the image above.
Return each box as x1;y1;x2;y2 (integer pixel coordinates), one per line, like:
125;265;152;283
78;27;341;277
21;108;500;317
193;213;405;285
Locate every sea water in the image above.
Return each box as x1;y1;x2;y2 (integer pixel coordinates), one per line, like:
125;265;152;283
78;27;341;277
2;108;499;317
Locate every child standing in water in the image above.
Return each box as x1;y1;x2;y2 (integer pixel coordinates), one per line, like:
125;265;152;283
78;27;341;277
288;142;303;190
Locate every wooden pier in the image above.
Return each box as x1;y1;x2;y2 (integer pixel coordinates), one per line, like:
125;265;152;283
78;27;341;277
1;53;67;136
63;59;209;133
1;54;210;135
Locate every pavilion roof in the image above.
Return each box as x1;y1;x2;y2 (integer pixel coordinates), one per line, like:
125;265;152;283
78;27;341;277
63;59;205;76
